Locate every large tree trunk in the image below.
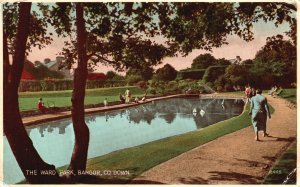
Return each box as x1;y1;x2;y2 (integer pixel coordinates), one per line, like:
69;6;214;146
3;33;10;90
68;3;90;179
3;3;61;184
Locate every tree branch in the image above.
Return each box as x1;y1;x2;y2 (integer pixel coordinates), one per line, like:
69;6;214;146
88;53;116;64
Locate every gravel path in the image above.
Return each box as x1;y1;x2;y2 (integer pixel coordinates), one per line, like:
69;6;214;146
132;95;297;184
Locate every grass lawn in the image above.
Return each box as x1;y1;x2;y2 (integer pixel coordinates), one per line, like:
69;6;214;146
263;142;297;184
19;86;146;111
277;88;296;104
56;103;274;183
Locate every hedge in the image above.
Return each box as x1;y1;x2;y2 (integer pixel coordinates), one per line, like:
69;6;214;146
18;80;127;92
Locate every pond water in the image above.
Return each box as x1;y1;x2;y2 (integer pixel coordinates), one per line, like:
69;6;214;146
4;97;245;184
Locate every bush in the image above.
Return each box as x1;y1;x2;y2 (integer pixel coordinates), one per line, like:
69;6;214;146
136;81;147;89
224;83;233;91
147;87;156;95
165;81;180;94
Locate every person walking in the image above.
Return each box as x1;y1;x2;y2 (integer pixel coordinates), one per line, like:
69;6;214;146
249;89;271;141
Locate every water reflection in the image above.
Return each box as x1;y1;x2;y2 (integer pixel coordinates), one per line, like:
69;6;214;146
26;98;245;138
27;119;71;137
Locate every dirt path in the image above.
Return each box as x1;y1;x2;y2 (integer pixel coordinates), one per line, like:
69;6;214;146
132;95;297;184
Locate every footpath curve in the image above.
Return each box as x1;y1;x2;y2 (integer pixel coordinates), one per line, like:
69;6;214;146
132;95;297;184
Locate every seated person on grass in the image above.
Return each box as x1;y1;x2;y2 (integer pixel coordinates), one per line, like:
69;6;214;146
119;93;125;104
141;92;147;102
38;98;49;113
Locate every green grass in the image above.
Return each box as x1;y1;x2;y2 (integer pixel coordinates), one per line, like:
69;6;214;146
18;86;146;111
263;142;297;184
277;88;296;104
56;103;274;183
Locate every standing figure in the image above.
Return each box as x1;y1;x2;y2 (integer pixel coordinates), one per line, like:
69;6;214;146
245;86;252;101
125;88;131;104
249;89;271;141
251;87;256;97
104;98;108;107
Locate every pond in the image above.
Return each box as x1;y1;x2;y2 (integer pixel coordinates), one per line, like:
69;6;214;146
4;97;245;184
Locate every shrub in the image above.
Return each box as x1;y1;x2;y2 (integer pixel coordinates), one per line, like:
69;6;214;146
224;83;233;91
137;81;147;89
147;87;156;95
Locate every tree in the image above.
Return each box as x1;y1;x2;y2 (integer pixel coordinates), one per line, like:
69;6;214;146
191;53;216;69
67;3;90;179
154;64;177;81
106;70;124;81
252;35;296;86
126;66;154;81
215;58;231;66
241;59;254;66
3;2;53;88
224;64;249;88
3;3;60;183
236;3;296;44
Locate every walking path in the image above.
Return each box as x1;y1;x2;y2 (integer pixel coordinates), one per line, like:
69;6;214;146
132;95;297;184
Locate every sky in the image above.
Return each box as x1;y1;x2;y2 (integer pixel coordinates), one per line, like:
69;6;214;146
26;5;292;74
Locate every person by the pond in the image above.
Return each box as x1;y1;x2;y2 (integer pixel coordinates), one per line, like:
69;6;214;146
134;97;139;103
125;88;131;104
37;98;49;113
141;92;147;102
248;89;271;141
245;86;252;101
104;98;108;107
119;93;125;104
251;87;256;97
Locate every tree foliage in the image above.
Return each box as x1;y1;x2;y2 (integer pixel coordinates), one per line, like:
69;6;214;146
126;66;154;81
3;3;53;55
251;34;296;86
106;70;124;81
191;53;216;69
224;64;249;86
154;64;177;81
